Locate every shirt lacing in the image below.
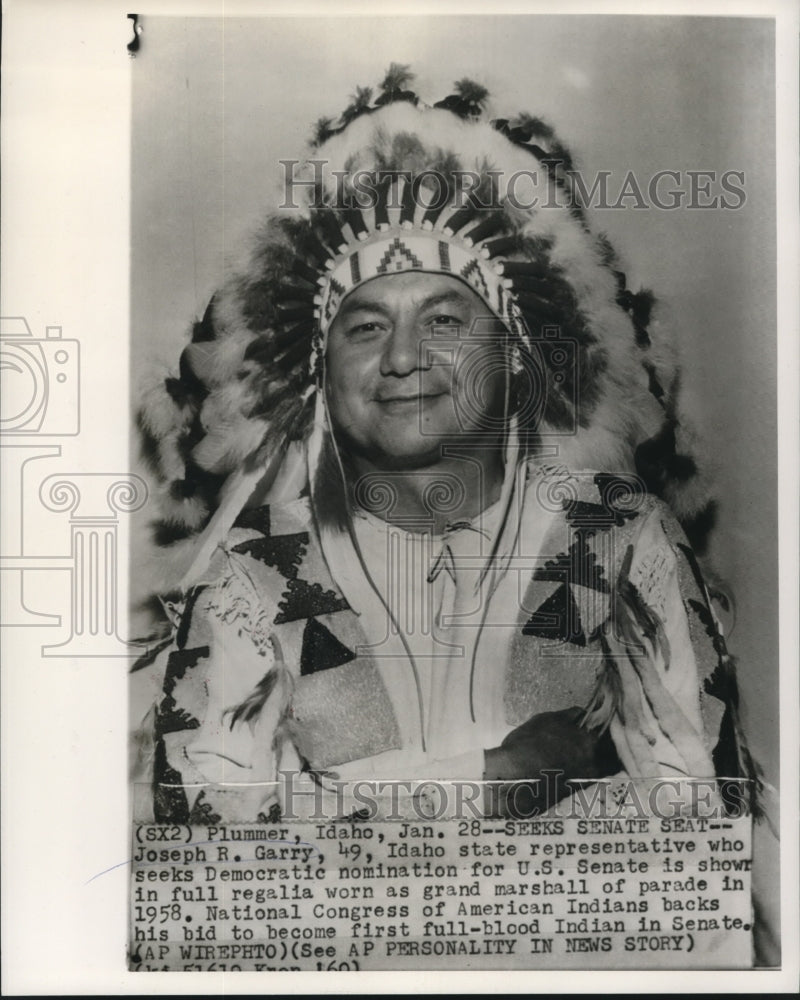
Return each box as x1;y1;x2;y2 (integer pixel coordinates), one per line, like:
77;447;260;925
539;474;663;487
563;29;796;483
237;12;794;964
426;520;491;585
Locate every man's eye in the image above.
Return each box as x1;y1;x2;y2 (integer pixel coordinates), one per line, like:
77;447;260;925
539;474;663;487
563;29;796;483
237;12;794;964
428;314;463;327
347;321;383;334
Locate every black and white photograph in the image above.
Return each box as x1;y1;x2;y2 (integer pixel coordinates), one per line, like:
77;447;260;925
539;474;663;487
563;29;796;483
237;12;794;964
2;0;798;993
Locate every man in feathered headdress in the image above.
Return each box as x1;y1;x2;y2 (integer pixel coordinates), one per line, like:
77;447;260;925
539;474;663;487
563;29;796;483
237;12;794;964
131;66;757;837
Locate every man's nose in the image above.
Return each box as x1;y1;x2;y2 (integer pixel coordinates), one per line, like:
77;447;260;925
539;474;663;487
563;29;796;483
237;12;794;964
380;315;426;377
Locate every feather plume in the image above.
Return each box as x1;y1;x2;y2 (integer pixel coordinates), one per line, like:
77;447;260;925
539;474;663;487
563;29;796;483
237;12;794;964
311;116;335;148
453;78;489;111
340;86;373;126
379;63;414;94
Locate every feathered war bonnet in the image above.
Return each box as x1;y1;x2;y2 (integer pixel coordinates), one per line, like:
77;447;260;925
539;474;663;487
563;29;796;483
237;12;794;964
135;67;714;602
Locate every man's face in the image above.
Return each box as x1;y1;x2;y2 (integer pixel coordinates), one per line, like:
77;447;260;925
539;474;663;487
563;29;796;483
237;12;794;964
324;272;508;470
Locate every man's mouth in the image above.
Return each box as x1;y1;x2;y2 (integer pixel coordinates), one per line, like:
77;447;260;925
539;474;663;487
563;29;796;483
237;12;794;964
374;390;447;403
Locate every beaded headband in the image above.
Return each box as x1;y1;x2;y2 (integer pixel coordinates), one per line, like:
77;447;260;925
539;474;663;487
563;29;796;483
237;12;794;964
312;176;526;341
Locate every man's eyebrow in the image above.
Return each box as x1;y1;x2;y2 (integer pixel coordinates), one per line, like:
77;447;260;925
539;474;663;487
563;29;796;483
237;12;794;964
415;290;473;311
336;298;393;319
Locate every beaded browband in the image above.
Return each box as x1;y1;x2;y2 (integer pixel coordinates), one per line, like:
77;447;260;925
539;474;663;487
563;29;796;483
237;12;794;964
313;176;525;335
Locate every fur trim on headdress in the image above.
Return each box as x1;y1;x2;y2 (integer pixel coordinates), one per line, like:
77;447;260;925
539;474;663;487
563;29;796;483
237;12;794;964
132;71;715;620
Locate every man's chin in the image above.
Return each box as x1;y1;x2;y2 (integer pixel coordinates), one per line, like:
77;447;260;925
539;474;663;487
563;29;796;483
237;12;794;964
366;442;451;471
344;428;457;471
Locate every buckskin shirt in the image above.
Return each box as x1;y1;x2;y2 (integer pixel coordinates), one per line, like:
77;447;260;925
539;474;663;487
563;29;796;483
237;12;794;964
130;464;733;825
